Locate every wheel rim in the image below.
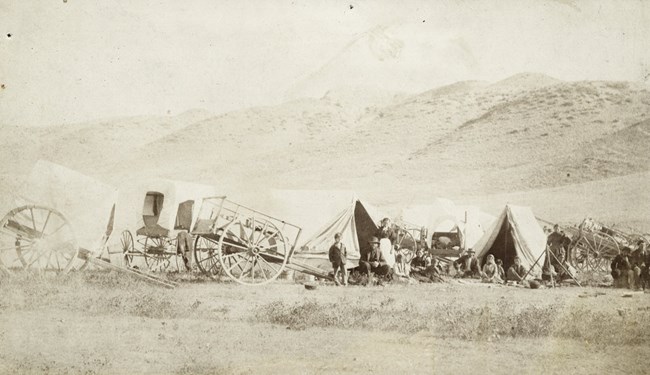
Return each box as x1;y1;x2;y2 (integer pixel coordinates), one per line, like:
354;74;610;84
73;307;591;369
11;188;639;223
218;217;288;285
144;237;172;272
121;230;135;267
0;205;78;273
194;235;222;277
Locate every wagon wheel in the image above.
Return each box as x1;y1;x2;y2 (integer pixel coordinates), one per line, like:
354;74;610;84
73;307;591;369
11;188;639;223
194;235;222;278
570;233;618;272
218;217;288;285
143;236;172;272
394;228;417;276
0;205;78;274
120;230;136;267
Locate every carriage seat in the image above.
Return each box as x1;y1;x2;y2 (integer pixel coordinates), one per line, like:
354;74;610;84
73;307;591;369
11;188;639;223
136;224;170;238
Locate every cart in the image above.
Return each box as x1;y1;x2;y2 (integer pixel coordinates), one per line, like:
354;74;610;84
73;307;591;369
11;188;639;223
559;218;649;272
191;196;315;285
117;179;217;272
0;161;117;274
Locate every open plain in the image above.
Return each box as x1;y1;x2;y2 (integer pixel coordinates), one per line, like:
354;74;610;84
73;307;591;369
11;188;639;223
1;272;650;375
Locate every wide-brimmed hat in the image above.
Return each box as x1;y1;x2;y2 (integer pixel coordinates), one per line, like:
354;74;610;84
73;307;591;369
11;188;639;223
368;236;380;244
467;248;475;253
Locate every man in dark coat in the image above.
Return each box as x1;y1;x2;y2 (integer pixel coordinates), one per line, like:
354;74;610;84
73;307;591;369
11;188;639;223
376;218;397;246
453;248;481;278
507;256;528;283
611;247;633;288
631;241;650;290
359;236;392;282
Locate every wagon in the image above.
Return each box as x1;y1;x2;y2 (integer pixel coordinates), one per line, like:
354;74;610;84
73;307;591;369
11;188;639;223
562;218;649;272
116;179;217;272
191;196;304;285
0;161;117;274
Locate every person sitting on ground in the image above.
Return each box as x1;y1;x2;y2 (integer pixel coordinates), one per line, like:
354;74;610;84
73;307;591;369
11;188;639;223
507;256;528;283
631;241;649;290
410;249;444;283
496;258;506;281
481;254;503;283
328;232;348;286
359;236;393;284
453;248;481;278
611;247;633;288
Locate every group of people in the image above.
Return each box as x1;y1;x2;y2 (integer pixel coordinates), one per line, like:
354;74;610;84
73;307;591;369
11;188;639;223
611;241;649;290
451;248;529;285
328;218;446;286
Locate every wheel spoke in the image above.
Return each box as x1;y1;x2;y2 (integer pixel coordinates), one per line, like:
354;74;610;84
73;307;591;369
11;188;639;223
237;255;253;280
257;258;269;280
258;255;280;275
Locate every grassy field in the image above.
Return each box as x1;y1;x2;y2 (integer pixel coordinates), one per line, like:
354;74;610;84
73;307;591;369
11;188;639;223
1;271;649;374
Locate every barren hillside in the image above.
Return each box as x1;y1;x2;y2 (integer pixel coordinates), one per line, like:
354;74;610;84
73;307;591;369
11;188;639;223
1;74;648;229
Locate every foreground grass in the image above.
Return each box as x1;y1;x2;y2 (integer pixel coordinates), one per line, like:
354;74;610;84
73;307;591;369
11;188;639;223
254;296;650;345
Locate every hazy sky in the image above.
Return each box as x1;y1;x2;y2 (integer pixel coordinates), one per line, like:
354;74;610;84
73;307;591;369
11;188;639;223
1;0;648;126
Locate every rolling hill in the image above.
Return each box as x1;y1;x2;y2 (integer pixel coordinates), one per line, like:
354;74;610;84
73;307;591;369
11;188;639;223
1;73;648;230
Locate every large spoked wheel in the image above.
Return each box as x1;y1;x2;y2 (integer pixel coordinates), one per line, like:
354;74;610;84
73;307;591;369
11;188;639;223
0;205;78;274
571;234;618;272
121;230;136;267
218;217;288;285
194;235;222;278
144;236;172;272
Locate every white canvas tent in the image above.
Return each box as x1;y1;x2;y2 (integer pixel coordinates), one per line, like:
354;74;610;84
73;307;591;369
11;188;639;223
19;160;118;254
264;190;386;270
400;198;492;249
473;204;546;276
114;178;219;239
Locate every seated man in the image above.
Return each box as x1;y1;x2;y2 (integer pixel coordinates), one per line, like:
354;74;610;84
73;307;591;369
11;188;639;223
453;248;481;278
359;236;393;283
611;247;633;288
411;249;444;283
507;256;528;283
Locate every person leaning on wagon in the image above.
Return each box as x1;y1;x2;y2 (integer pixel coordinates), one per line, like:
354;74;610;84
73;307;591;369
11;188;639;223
328;232;348;286
453;248;481;278
358;236;393;284
611;247;633;288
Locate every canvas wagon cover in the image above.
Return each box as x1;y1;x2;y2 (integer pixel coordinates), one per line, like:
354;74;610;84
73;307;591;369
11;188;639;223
17;160;117;252
114;178;219;237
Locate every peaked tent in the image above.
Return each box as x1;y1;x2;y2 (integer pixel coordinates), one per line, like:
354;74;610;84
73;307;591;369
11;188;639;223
473;204;546;276
264;190;386;270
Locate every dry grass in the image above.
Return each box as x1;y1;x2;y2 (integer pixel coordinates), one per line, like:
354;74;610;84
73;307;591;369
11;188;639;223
254;295;650;345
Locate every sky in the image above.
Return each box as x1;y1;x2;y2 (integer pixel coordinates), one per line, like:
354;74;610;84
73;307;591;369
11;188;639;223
1;0;649;126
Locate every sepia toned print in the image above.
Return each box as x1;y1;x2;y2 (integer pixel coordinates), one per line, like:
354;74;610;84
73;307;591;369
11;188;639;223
1;1;649;374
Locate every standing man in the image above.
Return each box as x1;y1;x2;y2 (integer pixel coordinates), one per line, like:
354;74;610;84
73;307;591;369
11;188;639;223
631;241;649;290
328;233;348;286
547;224;566;270
376;218;397;246
359;236;392;284
611;247;633;288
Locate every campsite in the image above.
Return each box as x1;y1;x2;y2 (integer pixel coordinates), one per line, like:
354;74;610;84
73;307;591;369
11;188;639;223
2;2;650;374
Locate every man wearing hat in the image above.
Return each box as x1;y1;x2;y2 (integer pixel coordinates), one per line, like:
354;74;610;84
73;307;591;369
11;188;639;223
452;248;480;278
359;236;392;283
